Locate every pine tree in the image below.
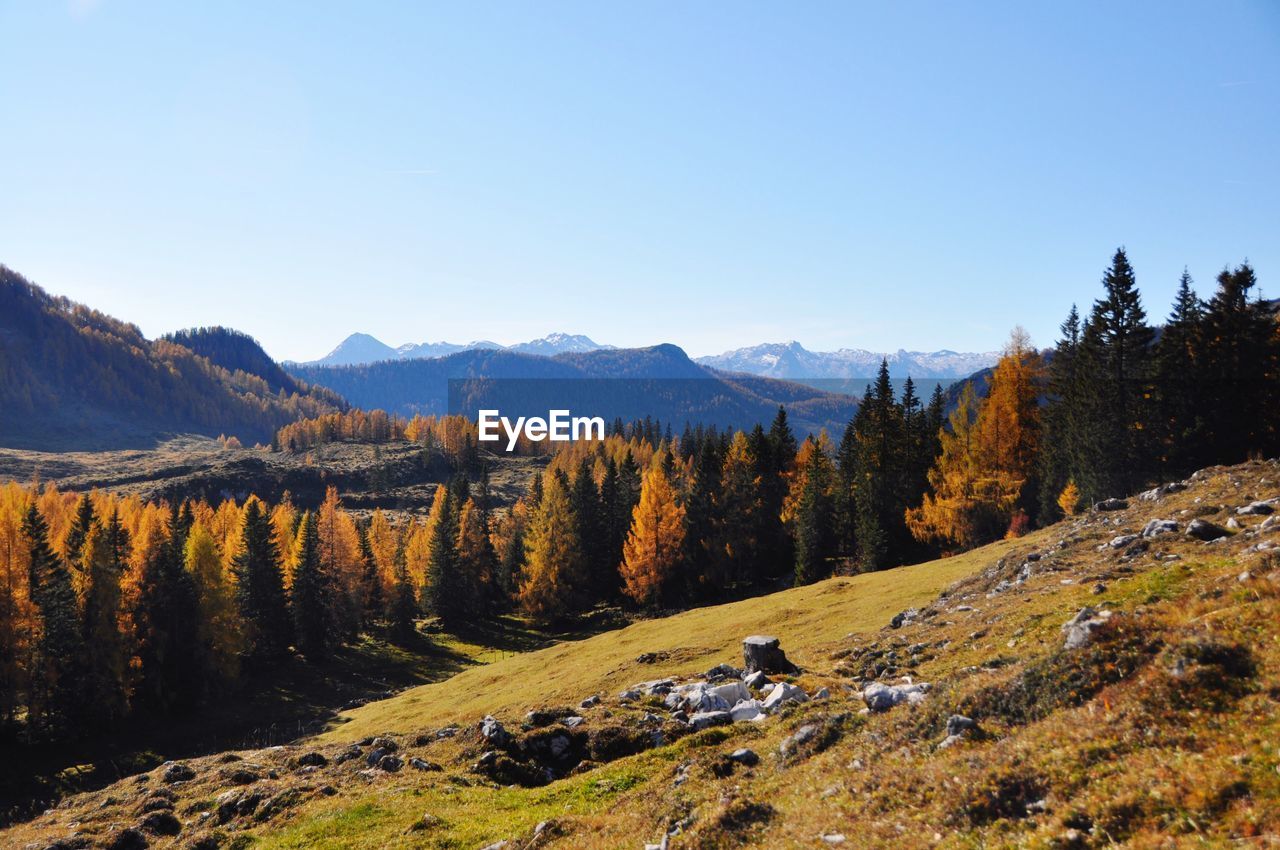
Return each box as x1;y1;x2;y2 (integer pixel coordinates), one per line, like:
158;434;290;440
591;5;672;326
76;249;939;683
133;504;202;712
63;493;96;580
291;511;329;659
720;431;763;585
24;504;86;737
620;462;687;606
388;535;417;643
1199;263;1278;462
598;457;625;598
682;438;723;595
1154;269;1206;474
81;512;128;726
849;361;906;569
234;499;291;663
422;486;463;625
1077;248;1155;500
356;521;383;626
792;435;836;584
569;458;606;598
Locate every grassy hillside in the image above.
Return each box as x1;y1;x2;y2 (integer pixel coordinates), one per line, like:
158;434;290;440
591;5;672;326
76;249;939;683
5;460;1277;849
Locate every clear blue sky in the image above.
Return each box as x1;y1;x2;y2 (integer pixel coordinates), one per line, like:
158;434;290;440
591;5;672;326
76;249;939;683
1;2;1277;362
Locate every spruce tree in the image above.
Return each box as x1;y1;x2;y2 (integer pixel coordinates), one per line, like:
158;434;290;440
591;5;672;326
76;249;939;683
234;499;291;663
388;536;417;643
23;504;86;737
569;458;606;597
793;437;836;585
81;513;128;727
423;488;462;626
133;504;202;712
1199;263;1278;462
291;511;329;659
356;521;383;626
683;438;724;595
1154;269;1206;474
1077;248;1155;499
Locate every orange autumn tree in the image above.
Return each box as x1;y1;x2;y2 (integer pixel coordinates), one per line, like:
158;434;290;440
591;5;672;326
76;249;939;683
620;459;686;606
907;329;1043;550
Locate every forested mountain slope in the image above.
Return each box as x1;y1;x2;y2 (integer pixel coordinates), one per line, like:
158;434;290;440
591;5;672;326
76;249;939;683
0;267;344;449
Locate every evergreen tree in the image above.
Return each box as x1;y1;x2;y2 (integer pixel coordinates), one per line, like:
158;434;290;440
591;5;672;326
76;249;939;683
81;512;128;727
748;423;788;580
793;436;836;584
598;457;625;597
185;521;241;684
63;493;96;578
849;361;905;569
1154;269;1207;474
291;511;330;659
569;458;607;597
24;504;86;737
456;496;495;614
1077;248;1155;500
1199;263;1278;462
234;499;291;663
356;521;383;626
720;431;764;585
133;504;202;712
1038;304;1084;521
683;437;724;595
388;535;417;643
422;487;463;625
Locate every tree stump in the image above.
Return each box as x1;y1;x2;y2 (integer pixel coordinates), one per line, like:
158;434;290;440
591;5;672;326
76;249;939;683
742;635;798;675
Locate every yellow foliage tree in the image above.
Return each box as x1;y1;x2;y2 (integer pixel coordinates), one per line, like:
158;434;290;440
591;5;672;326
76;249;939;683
185;522;243;681
1057;480;1081;517
519;474;584;621
619;462;686;606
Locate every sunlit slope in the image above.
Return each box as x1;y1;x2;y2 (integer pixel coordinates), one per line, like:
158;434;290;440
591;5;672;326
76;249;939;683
322;532;1041;743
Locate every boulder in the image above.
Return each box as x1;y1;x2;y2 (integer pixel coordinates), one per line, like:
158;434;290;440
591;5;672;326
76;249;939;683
1142;519;1179;538
946;714;977;737
762;681;808;713
377;754;403;772
1186;518;1230;541
1238;501;1276;516
1095;498;1128;512
709;681;750;706
729;699;765;722
409;757;443;772
480;716;512;747
742;635;799;675
705;663;742;681
295;751;328;768
728;747;759;766
861;681;929;712
580;695;601;708
1061;606;1112;650
688;710;732;731
743;670;772;691
1109;534;1138;549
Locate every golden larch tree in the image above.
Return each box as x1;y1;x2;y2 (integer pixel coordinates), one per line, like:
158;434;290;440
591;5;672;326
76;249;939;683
620;461;686;606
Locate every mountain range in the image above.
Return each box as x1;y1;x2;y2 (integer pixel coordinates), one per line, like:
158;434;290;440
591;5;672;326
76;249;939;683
287;345;861;437
308;333;997;379
305;332;613;366
694;341;999;379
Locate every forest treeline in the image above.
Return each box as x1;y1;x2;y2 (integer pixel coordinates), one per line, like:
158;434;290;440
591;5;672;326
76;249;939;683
1;249;1275;745
0;269;345;446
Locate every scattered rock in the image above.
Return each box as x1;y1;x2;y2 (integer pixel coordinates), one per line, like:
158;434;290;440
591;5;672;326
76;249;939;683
706;663;742;680
1237;501;1275;516
1095;498;1128;512
779;724;818;757
409;757;442;772
1186;518;1230;541
743;670;772;690
889;609;919;629
762;681;809;713
742;635;799;674
334;745;362;765
617;689;640;702
295;751;328;768
160;762;195;784
580;695;601;708
378;754;404;772
861;681;929;712
688;710;732;730
561;716;585;729
480;716;512;747
1061;606;1113;650
728;748;759;766
1109;534;1138;549
729;699;765;722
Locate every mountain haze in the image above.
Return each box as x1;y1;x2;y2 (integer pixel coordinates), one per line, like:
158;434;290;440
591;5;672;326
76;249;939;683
306;332;613;366
696;340;998;379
